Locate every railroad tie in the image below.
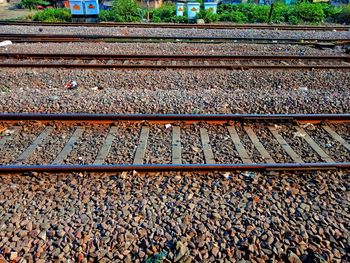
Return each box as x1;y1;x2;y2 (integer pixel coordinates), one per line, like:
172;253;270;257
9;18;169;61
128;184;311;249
227;126;252;164
172;126;182;164
94;126;118;165
52;127;84;165
0;131;13;151
200;128;215;164
295;127;334;163
322;125;350;151
268;126;304;163
243;126;275;163
133;126;150;165
15;126;53;164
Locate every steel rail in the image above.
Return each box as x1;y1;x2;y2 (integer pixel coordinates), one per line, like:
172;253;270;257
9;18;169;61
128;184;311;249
0;113;349;122
2;63;349;70
1;53;349;60
1;21;350;31
0;163;349;173
1;54;349;70
1;33;349;44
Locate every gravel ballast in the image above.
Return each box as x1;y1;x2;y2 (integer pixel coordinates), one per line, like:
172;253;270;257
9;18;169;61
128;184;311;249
0;171;349;262
0;42;346;56
0;25;349;263
1;25;350;39
0;69;349;114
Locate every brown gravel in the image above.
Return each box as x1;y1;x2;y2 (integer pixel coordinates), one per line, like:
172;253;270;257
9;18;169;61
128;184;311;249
64;125;109;165
0;42;345;56
252;124;294;163
181;124;204;164
0;171;349;262
205;124;240;164
278;124;324;163
306;126;349;163
24;123;76;165
144;125;172;164
0;28;349;263
0;122;43;165
0;69;349;115
1;25;349;39
105;123;141;164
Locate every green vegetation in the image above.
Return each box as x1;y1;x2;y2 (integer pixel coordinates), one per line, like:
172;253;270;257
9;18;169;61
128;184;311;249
150;4;175;22
32;8;71;21
30;1;350;25
337;4;350;24
21;0;50;10
197;9;219;23
112;0;143;22
217;2;343;24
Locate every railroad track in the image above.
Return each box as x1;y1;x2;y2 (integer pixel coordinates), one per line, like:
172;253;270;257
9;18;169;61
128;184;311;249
1;53;349;70
1;33;349;45
0;113;349;173
1;21;350;31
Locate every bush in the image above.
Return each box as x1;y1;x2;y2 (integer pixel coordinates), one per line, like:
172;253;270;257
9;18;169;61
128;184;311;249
217;3;345;25
337;4;350;24
150;4;176;22
99;10;116;21
218;4;269;23
247;4;270;23
288;15;300;25
33;8;71;21
320;3;341;19
112;0;142;22
217;4;236;14
21;0;50;10
271;3;289;23
196;9;219;23
171;15;188;23
289;3;325;24
219;11;247;23
151;15;162;23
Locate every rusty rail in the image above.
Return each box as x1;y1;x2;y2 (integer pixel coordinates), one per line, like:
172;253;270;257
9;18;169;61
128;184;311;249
1;53;349;70
1;21;350;31
2;53;349;60
0;113;349;122
0;163;349;173
1;33;349;45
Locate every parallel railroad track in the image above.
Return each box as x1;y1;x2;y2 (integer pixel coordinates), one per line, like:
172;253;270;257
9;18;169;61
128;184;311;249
1;33;349;45
0;113;349;173
1;21;350;31
1;53;349;70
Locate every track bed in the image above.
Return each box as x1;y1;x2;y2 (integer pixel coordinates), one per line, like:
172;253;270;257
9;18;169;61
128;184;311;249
1;115;349;172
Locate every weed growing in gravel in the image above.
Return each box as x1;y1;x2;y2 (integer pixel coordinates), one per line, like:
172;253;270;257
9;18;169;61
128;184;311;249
0;86;11;93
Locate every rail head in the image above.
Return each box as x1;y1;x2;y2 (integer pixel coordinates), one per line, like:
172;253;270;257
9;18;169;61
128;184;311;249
0;163;349;173
0;113;349;123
